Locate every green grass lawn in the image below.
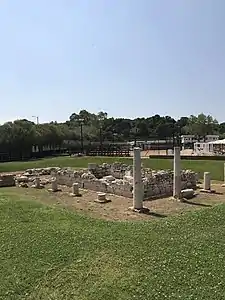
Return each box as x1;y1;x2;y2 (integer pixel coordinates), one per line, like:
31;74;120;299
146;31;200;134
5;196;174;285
1;189;225;299
0;156;224;180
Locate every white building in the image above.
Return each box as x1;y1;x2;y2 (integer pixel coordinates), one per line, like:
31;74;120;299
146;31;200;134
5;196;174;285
194;139;225;156
181;135;219;146
193;142;214;155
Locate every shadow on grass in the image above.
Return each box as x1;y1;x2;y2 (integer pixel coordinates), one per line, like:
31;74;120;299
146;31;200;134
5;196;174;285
214;191;224;195
183;199;212;207
197;189;224;195
0;155;69;164
147;211;167;218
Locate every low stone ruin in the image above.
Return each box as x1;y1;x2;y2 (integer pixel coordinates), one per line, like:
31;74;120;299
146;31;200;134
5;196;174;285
87;162;133;179
22;167;61;177
15;167;60;187
52;162;197;199
0;161;197;200
0;174;15;187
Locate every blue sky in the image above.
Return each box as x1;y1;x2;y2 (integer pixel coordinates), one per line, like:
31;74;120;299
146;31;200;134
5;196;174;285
0;0;225;124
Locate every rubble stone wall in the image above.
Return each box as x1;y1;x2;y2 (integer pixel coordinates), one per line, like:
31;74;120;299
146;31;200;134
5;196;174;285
52;163;197;199
0;175;16;187
13;164;197;199
143;170;197;199
87;162;132;179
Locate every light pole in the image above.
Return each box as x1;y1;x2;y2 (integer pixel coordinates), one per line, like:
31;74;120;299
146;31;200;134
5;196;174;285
99;124;103;155
112;132;117;144
176;125;181;148
97;115;106;155
32;116;39;124
131;127;138;147
135;128;138;147
78;118;84;154
112;133;118;154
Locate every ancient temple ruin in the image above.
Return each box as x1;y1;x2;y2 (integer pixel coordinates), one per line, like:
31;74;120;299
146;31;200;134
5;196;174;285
51;162;197;199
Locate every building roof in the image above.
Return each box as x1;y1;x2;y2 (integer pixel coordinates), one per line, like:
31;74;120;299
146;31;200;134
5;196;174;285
208;139;225;144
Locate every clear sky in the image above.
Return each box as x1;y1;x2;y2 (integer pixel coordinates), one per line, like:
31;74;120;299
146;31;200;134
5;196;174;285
0;0;225;124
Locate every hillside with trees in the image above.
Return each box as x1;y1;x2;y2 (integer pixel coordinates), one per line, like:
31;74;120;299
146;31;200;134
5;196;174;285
0;111;224;160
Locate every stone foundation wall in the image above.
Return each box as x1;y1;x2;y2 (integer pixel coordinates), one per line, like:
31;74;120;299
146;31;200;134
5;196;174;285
143;170;197;199
87;162;132;179
2;163;197;199
51;169;132;198
0;175;16;187
52;163;197;199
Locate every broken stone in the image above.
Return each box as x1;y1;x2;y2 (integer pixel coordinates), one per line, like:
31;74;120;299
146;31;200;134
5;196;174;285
16;175;29;183
95;192;111;203
0;174;15;187
69;183;81;197
181;188;195;199
19;182;29;188
48;178;61;192
31;177;44;189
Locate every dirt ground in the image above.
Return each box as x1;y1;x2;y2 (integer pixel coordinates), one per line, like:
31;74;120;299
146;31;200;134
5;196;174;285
7;181;225;221
128;150;195;157
135;150;195;157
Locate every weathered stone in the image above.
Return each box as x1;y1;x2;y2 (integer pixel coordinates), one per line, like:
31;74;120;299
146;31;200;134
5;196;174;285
181;189;195;199
31;177;44;189
173;147;181;199
0;175;16;187
23;172;32;177
19;182;29;188
95;192;111;203
22;167;61;177
16;175;29;183
222;163;225;187
203;172;211;190
70;183;81;197
103;175;116;182
129;147;149;213
48;178;61;192
200;172;215;193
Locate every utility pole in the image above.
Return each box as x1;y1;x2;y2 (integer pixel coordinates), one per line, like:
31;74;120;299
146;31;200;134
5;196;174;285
132;127;138;147
32;116;39;124
99;125;103;155
78;118;84;154
98;115;105;156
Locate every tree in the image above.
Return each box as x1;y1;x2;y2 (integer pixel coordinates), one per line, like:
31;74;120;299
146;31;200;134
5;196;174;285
97;111;108;121
0;110;224;161
184;113;218;141
219;122;225;138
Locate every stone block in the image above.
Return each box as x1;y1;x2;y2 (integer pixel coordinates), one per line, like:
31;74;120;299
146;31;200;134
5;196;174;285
181;189;195;199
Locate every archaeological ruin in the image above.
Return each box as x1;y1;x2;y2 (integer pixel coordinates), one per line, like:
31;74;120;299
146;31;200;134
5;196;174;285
51;164;197;199
0;148;200;206
3;149;196;201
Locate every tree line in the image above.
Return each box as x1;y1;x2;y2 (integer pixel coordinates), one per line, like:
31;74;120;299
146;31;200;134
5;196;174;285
0;110;224;160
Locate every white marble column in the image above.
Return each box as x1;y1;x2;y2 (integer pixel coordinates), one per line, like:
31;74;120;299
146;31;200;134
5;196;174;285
72;183;79;195
200;171;216;193
48;177;61;192
34;177;41;188
203;172;211;190
173;147;181;199
132;147;144;209
51;178;58;192
70;182;81;197
222;163;225;187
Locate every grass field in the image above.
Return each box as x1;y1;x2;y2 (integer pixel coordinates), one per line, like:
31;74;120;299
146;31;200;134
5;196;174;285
0;156;224;180
1;188;225;299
